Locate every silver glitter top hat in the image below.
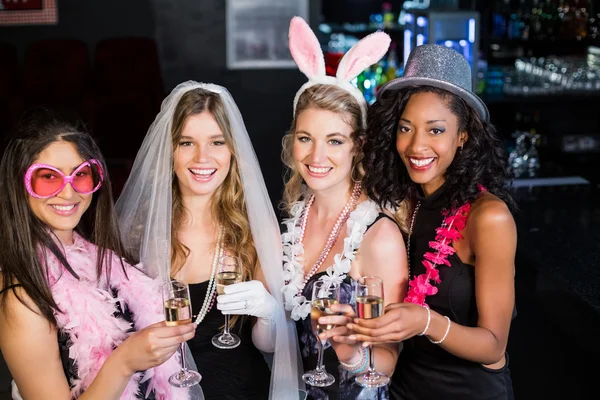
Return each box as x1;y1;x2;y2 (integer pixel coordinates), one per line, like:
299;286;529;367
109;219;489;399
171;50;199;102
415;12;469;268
378;44;489;122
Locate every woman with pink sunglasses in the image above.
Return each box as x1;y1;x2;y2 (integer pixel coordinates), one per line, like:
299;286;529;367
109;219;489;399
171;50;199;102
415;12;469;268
0;107;202;400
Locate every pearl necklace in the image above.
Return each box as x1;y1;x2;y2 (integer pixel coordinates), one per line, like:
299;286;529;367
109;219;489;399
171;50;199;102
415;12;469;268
406;201;421;279
298;182;362;287
194;228;224;325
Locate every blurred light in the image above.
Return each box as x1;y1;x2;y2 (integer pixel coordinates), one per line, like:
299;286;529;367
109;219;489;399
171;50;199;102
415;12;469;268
364;80;371;89
404;30;412;66
405;13;414;24
444;40;453;47
468;19;476;43
417;16;427;27
459;40;467;47
319;23;332;34
417;34;425;46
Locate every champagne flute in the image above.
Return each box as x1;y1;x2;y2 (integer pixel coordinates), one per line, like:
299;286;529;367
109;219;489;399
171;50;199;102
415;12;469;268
355;276;389;388
212;255;242;349
162;280;201;387
302;280;340;388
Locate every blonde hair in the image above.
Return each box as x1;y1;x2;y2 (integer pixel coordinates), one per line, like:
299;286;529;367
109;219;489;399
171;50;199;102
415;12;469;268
171;88;257;328
281;84;364;214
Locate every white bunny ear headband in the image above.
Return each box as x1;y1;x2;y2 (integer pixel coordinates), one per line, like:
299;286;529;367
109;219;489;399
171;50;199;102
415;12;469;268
289;16;391;127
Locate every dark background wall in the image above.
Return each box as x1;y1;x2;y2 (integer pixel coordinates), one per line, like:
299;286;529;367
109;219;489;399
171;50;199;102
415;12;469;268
0;0;322;207
0;1;321;395
0;0;155;58
148;0;321;208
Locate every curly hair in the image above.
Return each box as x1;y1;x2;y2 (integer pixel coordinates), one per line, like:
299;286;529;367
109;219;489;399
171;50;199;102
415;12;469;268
281;84;365;214
170;89;257;329
363;85;514;227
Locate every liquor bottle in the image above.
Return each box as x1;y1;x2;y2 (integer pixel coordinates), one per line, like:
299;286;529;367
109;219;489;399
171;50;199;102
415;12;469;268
530;0;544;40
520;0;531;40
382;2;395;29
492;0;510;38
508;1;524;40
385;43;399;82
572;0;589;40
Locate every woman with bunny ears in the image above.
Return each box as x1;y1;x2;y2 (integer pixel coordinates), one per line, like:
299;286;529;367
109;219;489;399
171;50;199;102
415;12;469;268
280;17;408;399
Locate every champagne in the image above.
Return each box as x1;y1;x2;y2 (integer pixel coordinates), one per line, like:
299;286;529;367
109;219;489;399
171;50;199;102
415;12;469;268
164;298;192;326
356;295;383;319
216;271;242;295
311;298;338;336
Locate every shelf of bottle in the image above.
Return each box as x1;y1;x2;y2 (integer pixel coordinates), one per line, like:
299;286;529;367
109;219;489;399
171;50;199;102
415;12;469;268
487;37;599;51
319;23;405;36
482;91;600;104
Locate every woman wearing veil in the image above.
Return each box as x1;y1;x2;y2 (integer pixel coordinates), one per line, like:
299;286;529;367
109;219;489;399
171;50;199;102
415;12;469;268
116;81;302;400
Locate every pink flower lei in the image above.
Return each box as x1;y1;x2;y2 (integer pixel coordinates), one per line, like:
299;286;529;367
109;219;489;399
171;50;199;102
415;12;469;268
404;185;487;307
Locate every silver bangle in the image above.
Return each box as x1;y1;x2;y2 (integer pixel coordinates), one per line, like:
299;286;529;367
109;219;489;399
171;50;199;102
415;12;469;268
417;306;431;336
340;346;365;370
430;316;451;344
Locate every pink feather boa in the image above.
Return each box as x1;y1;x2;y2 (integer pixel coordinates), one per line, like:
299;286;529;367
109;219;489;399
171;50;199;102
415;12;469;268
45;233;189;399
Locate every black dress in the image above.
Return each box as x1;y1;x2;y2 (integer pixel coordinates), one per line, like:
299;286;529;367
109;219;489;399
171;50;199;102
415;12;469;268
296;214;393;400
390;184;514;400
187;281;271;400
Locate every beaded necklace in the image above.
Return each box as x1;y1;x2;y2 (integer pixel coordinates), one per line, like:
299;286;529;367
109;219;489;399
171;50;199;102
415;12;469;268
193;228;224;325
298;182;361;287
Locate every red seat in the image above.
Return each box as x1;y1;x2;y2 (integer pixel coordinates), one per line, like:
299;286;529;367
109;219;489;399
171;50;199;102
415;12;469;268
93;37;164;160
93;92;156;161
22;39;94;122
94;37;164;110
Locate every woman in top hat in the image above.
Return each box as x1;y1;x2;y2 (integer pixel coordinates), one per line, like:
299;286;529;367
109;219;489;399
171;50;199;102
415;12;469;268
350;44;517;400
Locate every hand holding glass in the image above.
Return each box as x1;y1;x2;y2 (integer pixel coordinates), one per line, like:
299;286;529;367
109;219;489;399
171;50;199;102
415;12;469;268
355;276;389;388
302;280;340;388
212;255;243;349
162;280;201;387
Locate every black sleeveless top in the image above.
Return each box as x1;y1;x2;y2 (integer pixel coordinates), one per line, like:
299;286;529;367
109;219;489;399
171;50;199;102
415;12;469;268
187;281;271;400
296;213;395;400
390;184;514;400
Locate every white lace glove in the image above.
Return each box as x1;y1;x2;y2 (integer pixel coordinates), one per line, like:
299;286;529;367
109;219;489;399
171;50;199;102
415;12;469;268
216;280;278;352
216;280;277;318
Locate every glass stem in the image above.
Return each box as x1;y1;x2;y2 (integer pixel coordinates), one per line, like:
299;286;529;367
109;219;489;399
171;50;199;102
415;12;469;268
367;344;376;374
316;338;325;373
224;314;231;336
180;342;187;371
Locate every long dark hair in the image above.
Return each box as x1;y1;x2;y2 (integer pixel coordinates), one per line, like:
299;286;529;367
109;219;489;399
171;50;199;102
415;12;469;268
364;85;514;219
0;107;132;323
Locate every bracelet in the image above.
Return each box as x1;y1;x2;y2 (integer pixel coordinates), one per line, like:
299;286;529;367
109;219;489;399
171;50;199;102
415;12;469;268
429;316;451;344
340;346;366;370
347;347;369;375
417;306;431;336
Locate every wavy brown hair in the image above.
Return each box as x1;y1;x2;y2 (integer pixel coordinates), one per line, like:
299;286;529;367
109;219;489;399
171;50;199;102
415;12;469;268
170;89;257;329
281;84;365;214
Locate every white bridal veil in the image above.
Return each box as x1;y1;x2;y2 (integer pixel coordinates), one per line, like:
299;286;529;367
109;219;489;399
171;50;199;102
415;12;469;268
115;81;302;400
